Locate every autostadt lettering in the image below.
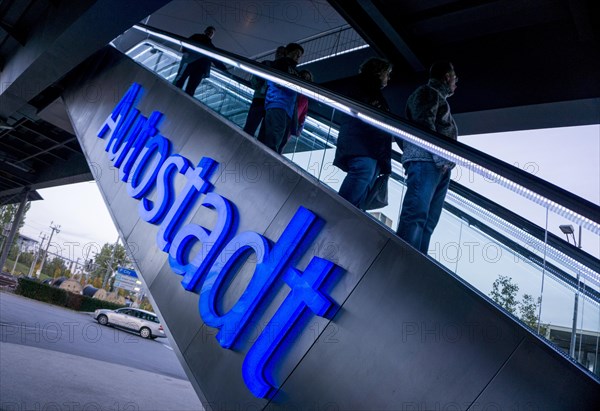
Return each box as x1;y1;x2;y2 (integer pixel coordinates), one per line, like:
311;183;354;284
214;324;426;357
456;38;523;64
97;83;340;398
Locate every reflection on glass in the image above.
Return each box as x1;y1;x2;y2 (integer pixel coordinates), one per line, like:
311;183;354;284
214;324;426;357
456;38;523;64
121;35;599;375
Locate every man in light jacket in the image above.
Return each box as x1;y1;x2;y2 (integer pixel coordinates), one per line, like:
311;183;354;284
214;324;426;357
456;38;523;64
397;61;459;254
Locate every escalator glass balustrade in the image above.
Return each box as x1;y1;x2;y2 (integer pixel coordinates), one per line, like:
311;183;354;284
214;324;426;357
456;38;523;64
115;25;600;378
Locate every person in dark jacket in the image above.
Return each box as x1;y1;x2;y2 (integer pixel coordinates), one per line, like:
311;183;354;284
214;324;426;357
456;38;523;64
173;26;228;96
333;57;393;210
257;42;304;153
396;61;458;254
243;46;286;137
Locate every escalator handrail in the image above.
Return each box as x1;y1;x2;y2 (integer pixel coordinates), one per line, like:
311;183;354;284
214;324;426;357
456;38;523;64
444;201;600;303
387;151;600;277
127;40;600;296
131;23;600;231
197;69;600;285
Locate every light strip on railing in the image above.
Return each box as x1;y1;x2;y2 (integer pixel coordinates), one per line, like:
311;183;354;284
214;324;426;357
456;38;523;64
464;219;600;309
133;25;239;66
449;192;599;285
130;44;341;150
357;113;600;235
133;24;353;115
298;44;370;66
125;35;600;298
386;164;600;289
579;291;600;309
446;191;600;287
130;24;599;236
239;64;353;115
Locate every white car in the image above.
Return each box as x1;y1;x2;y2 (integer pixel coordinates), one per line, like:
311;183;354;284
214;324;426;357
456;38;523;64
94;307;166;339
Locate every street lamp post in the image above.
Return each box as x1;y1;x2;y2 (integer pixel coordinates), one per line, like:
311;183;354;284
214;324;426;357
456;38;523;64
37;222;60;278
102;237;119;290
11;247;22;274
560;224;583;360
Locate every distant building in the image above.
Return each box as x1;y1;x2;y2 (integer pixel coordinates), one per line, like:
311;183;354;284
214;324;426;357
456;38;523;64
17;234;38;253
546;325;600;376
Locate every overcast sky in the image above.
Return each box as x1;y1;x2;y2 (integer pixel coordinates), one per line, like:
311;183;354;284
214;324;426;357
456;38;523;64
20;181;119;263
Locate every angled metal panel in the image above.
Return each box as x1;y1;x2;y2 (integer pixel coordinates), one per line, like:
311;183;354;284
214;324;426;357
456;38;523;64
473;337;600;410
269;238;532;409
61;46;600;409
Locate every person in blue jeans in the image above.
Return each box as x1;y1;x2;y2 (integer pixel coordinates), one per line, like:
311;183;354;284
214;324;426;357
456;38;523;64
243;46;286;137
397;61;458;254
333;58;393;210
258;43;304;153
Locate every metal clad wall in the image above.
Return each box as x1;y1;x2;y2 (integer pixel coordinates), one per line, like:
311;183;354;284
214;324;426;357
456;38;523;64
268;239;528;408
62;47;600;410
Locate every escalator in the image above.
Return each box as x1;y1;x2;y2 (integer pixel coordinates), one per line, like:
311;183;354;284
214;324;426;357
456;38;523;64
59;25;599;410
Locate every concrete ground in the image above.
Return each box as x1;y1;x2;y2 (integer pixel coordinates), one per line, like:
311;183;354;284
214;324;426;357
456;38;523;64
0;341;204;411
0;289;204;411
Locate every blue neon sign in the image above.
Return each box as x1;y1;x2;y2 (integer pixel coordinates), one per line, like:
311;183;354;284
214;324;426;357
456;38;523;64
97;83;340;398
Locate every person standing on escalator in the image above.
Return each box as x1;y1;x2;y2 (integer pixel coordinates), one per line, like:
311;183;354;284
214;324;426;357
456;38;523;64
243;46;286;137
333;57;393;210
396;61;459;254
173;26;228;97
279;69;314;154
257;42;304;153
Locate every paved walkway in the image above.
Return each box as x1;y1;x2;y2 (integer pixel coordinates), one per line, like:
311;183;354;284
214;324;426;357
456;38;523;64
1;337;204;411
